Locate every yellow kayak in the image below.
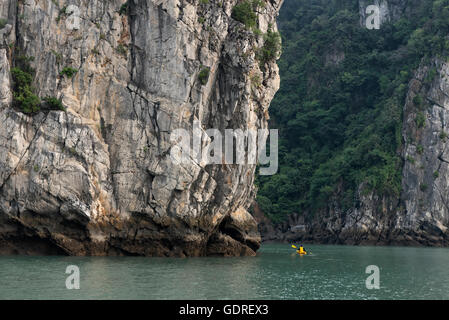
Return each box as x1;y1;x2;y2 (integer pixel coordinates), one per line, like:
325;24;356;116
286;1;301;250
292;245;308;255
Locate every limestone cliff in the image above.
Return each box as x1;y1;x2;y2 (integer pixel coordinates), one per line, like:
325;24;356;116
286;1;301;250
0;0;282;256
256;0;449;247
259;59;449;246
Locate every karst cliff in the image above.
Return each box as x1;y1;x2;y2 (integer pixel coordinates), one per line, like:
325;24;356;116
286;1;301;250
0;0;282;256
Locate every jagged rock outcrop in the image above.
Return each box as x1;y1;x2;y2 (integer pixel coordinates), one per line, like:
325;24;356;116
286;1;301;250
399;59;449;245
0;0;282;256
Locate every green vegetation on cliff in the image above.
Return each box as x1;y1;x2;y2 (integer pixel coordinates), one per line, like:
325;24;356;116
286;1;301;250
11;54;67;114
11;55;41;114
232;0;265;29
256;0;449;222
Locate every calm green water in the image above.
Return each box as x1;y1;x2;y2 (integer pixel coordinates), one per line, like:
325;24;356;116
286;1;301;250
1;243;449;299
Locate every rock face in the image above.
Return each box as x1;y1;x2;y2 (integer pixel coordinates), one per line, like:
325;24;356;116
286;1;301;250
0;0;282;256
399;59;449;245
257;59;449;246
255;0;449;247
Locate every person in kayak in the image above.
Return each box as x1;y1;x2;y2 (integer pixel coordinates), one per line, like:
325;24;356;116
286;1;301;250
298;245;307;255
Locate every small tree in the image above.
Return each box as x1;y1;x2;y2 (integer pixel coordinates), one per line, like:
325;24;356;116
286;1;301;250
198;67;210;85
232;1;258;29
11;67;41;114
257;28;281;66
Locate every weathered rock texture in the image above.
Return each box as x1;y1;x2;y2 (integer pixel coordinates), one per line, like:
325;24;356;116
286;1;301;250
0;0;282;256
399;59;449;245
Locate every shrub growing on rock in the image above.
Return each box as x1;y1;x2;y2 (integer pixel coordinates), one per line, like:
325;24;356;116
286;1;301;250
232;1;258;29
43;96;66;111
257;28;281;66
11;67;41;114
60;66;78;78
119;2;128;15
198;67;210;85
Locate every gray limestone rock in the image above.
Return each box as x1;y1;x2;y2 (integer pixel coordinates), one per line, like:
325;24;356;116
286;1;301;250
0;0;283;256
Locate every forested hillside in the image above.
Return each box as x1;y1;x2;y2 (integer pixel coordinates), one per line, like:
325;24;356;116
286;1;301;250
257;0;449;223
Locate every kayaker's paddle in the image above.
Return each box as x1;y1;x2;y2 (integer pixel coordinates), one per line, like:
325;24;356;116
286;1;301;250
291;244;301;254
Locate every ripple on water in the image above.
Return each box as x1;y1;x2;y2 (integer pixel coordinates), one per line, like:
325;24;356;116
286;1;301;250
1;244;449;299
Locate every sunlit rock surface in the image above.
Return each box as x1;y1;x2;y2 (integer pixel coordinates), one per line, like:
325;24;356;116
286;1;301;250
0;0;282;256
